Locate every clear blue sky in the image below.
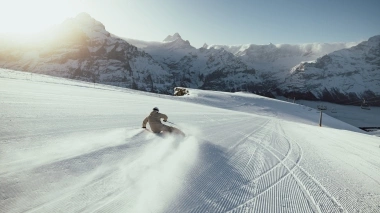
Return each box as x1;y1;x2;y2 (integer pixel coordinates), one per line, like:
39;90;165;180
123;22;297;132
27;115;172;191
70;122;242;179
1;0;379;47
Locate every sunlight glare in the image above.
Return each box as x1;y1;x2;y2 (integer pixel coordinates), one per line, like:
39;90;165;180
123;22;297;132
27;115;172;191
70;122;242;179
0;0;85;34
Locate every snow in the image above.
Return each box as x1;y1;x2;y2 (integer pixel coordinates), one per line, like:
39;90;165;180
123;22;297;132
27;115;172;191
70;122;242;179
275;97;380;128
1;69;380;213
163;33;182;43
282;36;380;99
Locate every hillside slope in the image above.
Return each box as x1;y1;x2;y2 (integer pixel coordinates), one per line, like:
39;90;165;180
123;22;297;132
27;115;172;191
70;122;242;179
0;13;172;93
1;70;380;213
280;35;380;106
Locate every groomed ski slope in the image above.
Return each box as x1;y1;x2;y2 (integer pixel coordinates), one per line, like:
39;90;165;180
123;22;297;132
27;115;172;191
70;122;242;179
1;69;380;213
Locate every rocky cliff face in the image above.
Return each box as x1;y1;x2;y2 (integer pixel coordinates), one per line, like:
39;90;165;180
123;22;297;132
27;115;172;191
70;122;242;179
127;33;262;93
0;13;379;105
128;33;379;104
209;42;357;83
279;35;380;106
0;13;172;93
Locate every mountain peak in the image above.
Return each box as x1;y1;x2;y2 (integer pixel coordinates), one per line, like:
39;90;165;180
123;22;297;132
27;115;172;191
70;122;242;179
71;12;105;30
368;35;380;43
163;33;182;42
75;12;92;20
59;12;109;40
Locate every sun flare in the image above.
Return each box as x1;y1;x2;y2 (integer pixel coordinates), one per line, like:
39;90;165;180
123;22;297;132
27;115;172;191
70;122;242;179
0;0;85;34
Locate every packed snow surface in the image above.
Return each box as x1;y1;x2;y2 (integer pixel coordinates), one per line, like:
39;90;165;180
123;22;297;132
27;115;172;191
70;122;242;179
1;69;380;213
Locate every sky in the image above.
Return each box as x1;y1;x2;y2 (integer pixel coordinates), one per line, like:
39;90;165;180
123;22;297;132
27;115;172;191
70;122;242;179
0;0;379;48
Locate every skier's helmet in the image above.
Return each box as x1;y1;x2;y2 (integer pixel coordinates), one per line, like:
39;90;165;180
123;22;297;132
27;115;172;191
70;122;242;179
153;107;159;111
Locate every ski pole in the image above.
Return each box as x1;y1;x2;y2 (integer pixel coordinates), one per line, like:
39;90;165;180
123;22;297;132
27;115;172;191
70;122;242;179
166;121;175;125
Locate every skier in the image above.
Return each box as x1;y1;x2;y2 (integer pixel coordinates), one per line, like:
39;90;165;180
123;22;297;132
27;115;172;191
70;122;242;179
142;107;185;136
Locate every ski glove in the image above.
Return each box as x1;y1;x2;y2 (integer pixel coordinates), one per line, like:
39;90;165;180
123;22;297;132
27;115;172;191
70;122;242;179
163;120;167;122
142;127;146;128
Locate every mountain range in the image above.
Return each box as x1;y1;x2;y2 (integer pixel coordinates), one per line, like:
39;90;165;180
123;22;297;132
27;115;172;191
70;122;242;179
0;13;379;106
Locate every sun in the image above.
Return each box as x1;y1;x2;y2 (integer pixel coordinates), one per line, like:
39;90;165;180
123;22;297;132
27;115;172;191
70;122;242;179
0;0;85;34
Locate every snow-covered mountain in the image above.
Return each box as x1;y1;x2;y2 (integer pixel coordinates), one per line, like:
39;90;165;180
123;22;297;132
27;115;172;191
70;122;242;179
209;42;357;82
0;13;378;105
210;42;357;67
126;33;262;93
0;13;172;93
279;35;380;106
128;33;379;106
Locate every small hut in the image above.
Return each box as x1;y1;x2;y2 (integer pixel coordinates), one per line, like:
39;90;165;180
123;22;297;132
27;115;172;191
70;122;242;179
174;87;189;96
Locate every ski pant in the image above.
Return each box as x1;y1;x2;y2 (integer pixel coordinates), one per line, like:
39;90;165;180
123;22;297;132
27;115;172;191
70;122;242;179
152;124;183;135
151;124;173;133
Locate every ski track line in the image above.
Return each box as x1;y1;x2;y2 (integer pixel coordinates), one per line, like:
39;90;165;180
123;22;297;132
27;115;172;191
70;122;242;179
79;186;132;213
79;139;177;213
193;117;257;174
222;125;312;213
219;120;289;195
170;129;260;211
220;119;322;212
186;117;270;192
8;135;150;213
211;118;273;193
269;120;341;207
265;142;322;213
220;126;273;210
0;129;145;178
228;118;272;151
181;118;282;212
274;121;347;213
278;123;347;213
273;123;344;212
22;144;149;213
190;120;270;212
222;143;290;196
23;170;120;213
226;119;288;183
224;141;318;213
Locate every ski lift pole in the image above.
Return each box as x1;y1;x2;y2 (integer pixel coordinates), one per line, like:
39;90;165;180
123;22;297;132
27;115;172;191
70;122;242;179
319;111;323;127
